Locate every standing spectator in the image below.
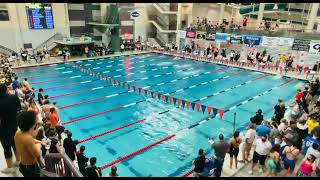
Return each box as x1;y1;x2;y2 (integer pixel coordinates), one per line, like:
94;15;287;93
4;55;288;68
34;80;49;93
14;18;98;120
49;107;60;128
0;84;21;173
306;115;319;135
37;88;44;106
22;78;32;92
48;128;61;154
283;143;300;176
63;131;77;161
266;144;281;177
303;132;319;155
296;154;317;177
297;119;309;150
84;46;89;57
240;123;256;163
12;76;20;91
84;157;102;177
295;89;305;101
305;143;320;160
242;17;248;28
248;135;272;175
229;131;241;169
273;99;286;125
256;120;271;137
120;44;124;53
208;134;230;177
76;145;89;176
250;109;264;125
192;148;207;177
269;121;280;146
15;111;43;177
106;166;119;177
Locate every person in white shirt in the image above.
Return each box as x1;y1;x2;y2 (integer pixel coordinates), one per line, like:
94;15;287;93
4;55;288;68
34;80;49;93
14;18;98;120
278;119;287;133
249;135;272;175
241;123;256;163
305;143;320;160
120;44;124;53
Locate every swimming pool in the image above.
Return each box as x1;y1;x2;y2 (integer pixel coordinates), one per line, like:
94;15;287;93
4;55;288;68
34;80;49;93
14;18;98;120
15;53;306;177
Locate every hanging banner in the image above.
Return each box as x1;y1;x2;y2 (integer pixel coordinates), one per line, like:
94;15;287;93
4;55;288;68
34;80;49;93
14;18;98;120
292;39;310;51
186;30;196;39
205;32;216;41
309;40;320;55
177;30;187;39
278;37;294;47
242;35;262;47
261;36;279;47
230;35;242;44
215;33;230;42
196;31;206;40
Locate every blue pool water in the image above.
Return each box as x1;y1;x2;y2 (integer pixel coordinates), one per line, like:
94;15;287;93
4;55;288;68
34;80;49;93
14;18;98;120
15;53;306;177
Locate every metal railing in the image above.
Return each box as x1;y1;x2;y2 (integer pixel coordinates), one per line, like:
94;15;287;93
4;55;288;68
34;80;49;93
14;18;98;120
149;15;177;31
155;3;178;12
34;33;63;52
40;153;83;177
0;44;16;56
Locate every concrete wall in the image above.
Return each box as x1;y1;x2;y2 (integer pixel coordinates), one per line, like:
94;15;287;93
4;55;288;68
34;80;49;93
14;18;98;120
134;4;153;41
0;3;70;51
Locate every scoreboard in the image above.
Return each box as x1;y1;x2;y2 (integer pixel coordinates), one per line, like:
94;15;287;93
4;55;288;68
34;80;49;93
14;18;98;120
26;3;54;29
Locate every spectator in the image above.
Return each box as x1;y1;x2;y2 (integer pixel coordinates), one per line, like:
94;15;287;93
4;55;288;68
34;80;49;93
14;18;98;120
15;111;43;177
240;123;256;163
269;121;280;146
305;143;320;160
256;120;271;137
63;131;77;161
35;127;47;158
84;157;102;177
76;145;89;176
49;107;60;128
0;84;21;173
48;128;61;154
248;135;272;175
120;44;124;53
229;131;241;169
208;134;230;177
250;109;264;125
106;166;119;177
12;76;20;91
283;143;300;176
296;154;317;177
266;144;281;177
303;132;319;155
192;148;207;177
306;114;319;135
297;120;309;150
295;89;305;101
37;88;44;106
273;99;286;125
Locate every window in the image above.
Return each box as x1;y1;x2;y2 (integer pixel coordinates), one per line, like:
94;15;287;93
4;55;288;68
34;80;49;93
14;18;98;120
0;10;9;21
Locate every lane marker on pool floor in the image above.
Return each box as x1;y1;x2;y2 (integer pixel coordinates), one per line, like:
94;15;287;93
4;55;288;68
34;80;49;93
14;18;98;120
41;79;99;91
95;78;295;172
61;99;148;125
78;109;173;143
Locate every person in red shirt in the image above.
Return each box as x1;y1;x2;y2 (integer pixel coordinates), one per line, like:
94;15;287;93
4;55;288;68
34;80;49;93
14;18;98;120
243;17;248;28
295;89;305;101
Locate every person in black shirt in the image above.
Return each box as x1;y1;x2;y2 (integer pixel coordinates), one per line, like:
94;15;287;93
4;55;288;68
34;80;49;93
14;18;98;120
37;88;44;106
273;100;286;125
192;148;207;177
63;131;76;161
84;157;102;177
77;145;89;176
250;109;264;125
0;84;21;173
48;128;60;154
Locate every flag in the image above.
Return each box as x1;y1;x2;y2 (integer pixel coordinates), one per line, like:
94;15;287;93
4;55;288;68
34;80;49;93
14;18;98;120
169;96;173;104
135;87;140;93
181;100;186;109
150;91;154;98
165;96;169;103
191;102;196;110
141;88;145;96
148;90;151;97
196;104;201;112
154;92;158;100
130;85;134;90
161;95;165;101
125;83;128;88
213;108;218;116
177;99;182;107
219;109;225;119
201;105;206;114
207;106;212;115
157;93;161;100
186;101;191;109
173;97;177;106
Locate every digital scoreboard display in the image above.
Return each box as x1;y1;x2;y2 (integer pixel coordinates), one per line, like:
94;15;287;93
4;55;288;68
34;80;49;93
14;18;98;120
26;3;54;29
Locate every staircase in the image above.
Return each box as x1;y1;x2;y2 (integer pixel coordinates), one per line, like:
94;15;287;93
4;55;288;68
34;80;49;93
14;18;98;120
33;33;63;53
0;44;17;56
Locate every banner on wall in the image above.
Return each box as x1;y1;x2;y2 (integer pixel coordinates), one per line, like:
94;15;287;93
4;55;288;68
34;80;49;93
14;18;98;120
261;36;279;47
309;40;320;55
186;30;196;39
292;39;310;51
215;33;230;42
278;37;294;47
205;33;216;41
196;31;206;40
177;30;186;39
230;35;242;44
242;35;262;47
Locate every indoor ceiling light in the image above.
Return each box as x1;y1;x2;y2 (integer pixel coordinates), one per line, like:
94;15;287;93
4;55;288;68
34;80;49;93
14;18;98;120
273;4;278;10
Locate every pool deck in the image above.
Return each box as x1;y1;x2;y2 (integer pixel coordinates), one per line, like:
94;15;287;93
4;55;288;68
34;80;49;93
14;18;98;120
3;50;313;177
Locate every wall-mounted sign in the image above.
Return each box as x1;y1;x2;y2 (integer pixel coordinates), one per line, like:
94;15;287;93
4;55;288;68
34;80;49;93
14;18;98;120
292;39;310;51
186;30;196;39
309;40;320;55
130;11;140;19
242;35;262;47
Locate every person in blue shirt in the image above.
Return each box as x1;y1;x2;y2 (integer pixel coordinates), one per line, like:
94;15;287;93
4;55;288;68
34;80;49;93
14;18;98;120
256;121;271;137
303;132;319;155
12;76;20;90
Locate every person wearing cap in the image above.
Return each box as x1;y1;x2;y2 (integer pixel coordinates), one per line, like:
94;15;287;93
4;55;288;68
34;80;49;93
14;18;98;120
250;109;264;126
106;166;119;177
208;134;230;177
